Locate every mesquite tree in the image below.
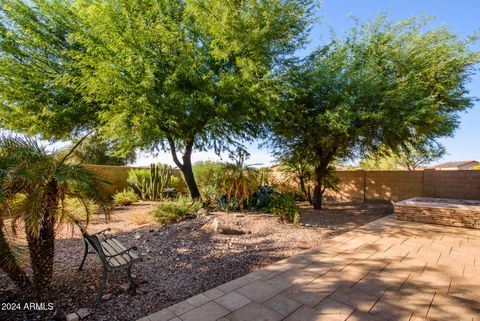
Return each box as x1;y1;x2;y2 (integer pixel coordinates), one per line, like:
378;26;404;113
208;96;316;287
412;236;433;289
271;16;480;209
69;0;315;199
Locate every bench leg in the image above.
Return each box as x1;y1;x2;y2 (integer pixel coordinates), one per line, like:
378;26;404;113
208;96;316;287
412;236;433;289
78;239;89;272
126;266;136;295
92;267;108;309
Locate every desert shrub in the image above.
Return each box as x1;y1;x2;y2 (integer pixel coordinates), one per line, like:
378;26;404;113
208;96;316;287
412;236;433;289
263;193;301;224
152;195;203;224
113;188;139;206
127;168;150;199
63;197;101;219
169;175;186;193
250;185;278;209
127;212;151;225
216;195;241;212
192;161;224;188
201;184;220;208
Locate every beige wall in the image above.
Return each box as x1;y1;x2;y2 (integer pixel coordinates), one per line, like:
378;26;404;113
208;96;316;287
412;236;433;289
85;164;139;193
325;169;479;202
87;165;480;202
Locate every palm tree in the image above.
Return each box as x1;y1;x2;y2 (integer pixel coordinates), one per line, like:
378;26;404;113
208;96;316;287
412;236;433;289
220;149;259;210
0;136;110;297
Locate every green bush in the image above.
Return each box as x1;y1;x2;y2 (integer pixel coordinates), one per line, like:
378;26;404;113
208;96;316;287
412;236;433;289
192;161;224;188
263;193;300;224
113;188;139;206
152;195;203;225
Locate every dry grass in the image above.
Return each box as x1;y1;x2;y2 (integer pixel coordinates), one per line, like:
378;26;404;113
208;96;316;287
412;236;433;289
126;211;152;225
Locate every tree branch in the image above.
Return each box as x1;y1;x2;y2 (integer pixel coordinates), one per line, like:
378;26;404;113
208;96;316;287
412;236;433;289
60;130;94;165
167;137;184;170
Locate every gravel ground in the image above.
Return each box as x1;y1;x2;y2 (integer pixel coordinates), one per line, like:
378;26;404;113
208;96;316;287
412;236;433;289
0;201;392;321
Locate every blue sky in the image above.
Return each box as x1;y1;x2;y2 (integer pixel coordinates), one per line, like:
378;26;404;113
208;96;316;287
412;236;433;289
136;0;480;167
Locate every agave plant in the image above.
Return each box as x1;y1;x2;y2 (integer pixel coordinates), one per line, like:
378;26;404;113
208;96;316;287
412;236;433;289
0;136;110;296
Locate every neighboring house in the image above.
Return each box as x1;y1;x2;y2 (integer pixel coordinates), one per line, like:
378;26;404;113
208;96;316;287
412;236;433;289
427;160;479;170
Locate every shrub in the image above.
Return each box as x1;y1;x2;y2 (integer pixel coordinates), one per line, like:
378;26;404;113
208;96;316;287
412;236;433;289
152;196;203;225
263;193;301;224
250;185;277;209
127;212;151;225
113;188;139;206
192;161;224;188
201;184;220;208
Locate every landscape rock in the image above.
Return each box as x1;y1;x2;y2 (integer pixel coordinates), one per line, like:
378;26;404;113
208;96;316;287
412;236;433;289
0;200;391;321
65;313;79;321
210;218;246;235
102;294;112;301
76;308;92;319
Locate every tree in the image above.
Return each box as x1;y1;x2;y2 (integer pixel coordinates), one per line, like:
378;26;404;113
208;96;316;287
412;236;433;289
279;151;339;207
358;154;402;170
271;16;480;209
0;0;98;139
68;0;314;200
359;141;446;171
219;148;259;210
67;135;136;165
0;137;109;296
395;141;446;171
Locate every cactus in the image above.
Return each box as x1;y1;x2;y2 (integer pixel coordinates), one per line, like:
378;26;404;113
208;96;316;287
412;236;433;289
148;163;173;200
128;164;173;201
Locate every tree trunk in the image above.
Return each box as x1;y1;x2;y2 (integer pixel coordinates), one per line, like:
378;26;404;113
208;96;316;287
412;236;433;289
299;175;312;205
312;164;327;209
181;160;201;200
26;180;57;297
312;180;323;209
0;220;31;289
26;218;55;297
168;137;201;200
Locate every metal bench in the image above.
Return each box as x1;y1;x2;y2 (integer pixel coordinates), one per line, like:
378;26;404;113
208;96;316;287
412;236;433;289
75;221;142;308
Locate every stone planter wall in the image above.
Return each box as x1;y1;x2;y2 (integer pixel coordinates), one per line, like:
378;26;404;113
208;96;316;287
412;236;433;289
394;197;480;229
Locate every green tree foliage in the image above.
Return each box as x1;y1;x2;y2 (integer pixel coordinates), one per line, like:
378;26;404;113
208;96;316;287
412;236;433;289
0;0;98;138
280;154;339;207
360;141;446;171
67;0;314;199
394;141;446;171
67;135;136;165
0;137;109;295
272;16;480;209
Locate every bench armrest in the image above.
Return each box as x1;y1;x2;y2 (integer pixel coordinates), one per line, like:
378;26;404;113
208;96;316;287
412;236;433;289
93;228;111;237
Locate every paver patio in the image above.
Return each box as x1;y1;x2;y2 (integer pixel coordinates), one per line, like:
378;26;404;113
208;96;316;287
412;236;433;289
137;215;480;321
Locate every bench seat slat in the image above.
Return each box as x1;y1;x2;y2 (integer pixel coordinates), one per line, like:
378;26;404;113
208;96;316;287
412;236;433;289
105;239;134;263
101;240;128;266
110;238;139;260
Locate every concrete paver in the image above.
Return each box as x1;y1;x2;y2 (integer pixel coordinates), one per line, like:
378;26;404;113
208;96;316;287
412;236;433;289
137;216;480;321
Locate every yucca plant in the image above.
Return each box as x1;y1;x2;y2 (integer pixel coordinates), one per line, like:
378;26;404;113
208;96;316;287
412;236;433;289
0;136;110;297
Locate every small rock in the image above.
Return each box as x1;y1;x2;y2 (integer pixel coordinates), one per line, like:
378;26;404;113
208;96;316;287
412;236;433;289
66;313;79;321
102;293;112;301
76;308;92;319
119;284;130;293
305;224;312;227
134;232;141;239
233;213;245;217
